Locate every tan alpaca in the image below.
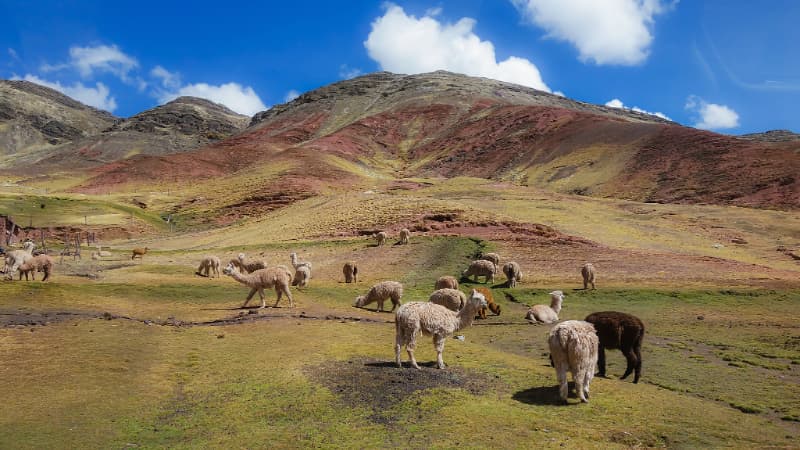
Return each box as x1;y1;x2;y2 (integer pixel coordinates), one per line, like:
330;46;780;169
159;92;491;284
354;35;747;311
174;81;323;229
223;262;294;308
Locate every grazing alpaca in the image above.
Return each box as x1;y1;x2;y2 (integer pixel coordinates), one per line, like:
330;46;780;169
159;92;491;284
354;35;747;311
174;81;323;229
223;262;294;308
548;320;599;403
353;281;403;312
524;291;564;324
343;261;358;283
17;254;54;281
434;275;458;290
478;252;500;266
428;288;466;311
398;228;410;245
475;287;501;319
395;289;488;369
462;260;496;283
502;261;522;288
4;241;35;279
197;255;221;278
292;265;311;288
581;263;596;290
231;253;267;273
289;252;312;270
131;247;149;260
374;231;387;246
585;311;645;383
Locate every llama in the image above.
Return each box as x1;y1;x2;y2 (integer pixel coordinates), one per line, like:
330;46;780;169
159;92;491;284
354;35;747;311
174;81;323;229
290;252;312;270
131;247;149;260
231;253;267;273
353;281;404;312
523;291;564;324
223;262;294;308
478;252;500;266
428;288;466;311
548;320;599;403
475;287;501;319
343;261;358;283
502;261;522;288
581;263;596;290
292;265;311;288
4;241;35;279
374;231;387;246
585;311;645;383
395;289;488;369
462;260;496;283
398;228;410;245
434;275;458;290
197;255;221;278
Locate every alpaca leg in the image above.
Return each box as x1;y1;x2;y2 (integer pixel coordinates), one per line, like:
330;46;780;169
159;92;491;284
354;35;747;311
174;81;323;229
597;346;607;377
395;333;404;368
556;366;568;403
633;342;643;383
434;335;447;369
272;286;282;308
581;369;592;402
575;371;587;403
407;337;420;369
620;346;637;380
583;279;588;290
41;269;49;282
284;286;294;308
376;298;384;312
389;294;399;312
591;279;596;290
243;288;258;307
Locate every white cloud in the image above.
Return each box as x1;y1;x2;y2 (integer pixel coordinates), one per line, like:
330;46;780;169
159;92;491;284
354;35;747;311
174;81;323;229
284;89;300;102
339;64;362;79
685;95;739;130
605;97;670;120
552;90;565;97
68;44;139;80
15;74;117;112
150;65;181;89
159;82;267;116
512;0;672;65
8;48;19;60
364;4;551;92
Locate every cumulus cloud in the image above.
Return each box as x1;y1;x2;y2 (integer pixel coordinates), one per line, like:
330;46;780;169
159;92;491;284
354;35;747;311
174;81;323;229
150;65;181;89
68;44;139;80
512;0;672;65
604;97;670;120
15;74;117;112
685;95;739;130
159;82;267;116
284;89;300;103
339;64;363;79
364;4;551;92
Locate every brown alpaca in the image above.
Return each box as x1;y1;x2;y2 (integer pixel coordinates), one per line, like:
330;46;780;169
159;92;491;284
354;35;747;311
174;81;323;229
223;262;294;308
584;311;645;383
475;287;501;319
131;247;149;260
17;254;54;281
343;262;358;283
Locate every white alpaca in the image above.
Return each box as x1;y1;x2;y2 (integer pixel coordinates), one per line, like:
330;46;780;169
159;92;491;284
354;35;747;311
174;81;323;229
374;231;387;246
223;262;294;308
395;289;488;369
292;265;311;288
525;291;565;324
434;275;458;290
231;253;267;273
398;228;410;245
353;281;403;312
479;252;500;266
548;320;599;403
428;288;465;311
582;263;596;290
4;241;35;279
503;261;522;287
462;260;496;283
289;252;312;270
197;255;221;278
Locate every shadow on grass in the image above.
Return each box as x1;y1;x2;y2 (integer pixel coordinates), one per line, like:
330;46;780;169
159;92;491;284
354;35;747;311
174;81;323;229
364;360;441;369
512;383;578;406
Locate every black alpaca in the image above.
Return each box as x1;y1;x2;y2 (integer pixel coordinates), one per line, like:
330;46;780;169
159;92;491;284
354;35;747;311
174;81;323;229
584;311;645;383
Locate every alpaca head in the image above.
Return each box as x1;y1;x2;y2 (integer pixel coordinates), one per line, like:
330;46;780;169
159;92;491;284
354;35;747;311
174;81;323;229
468;289;488;309
223;262;239;276
488;302;501;315
524;308;535;321
237;253;246;262
353;295;366;307
23;241;35;252
549;290;565;311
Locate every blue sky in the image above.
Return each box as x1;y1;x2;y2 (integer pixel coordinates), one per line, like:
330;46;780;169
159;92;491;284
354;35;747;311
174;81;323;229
2;0;797;134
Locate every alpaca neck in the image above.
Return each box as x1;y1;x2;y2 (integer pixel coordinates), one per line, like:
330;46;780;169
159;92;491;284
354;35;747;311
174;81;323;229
454;303;480;331
550;297;563;314
228;269;256;287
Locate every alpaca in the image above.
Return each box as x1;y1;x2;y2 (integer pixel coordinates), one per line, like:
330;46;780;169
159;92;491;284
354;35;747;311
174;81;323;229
434;275;458;290
292;265;311;288
197;255;221;278
475;287;501;319
582;263;596;290
4;241;35;279
548;320;599;403
353;281;403;312
503;261;522;288
17;254;53;281
223;262;294;308
290;252;312;270
585;311;645;383
462;260;496;283
398;228;410;245
94;245;112;257
395;289;488;369
428;288;466;311
478;252;500;266
131;247;149;260
230;253;267;273
374;231;387;246
343;261;358;283
523;291;564;324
